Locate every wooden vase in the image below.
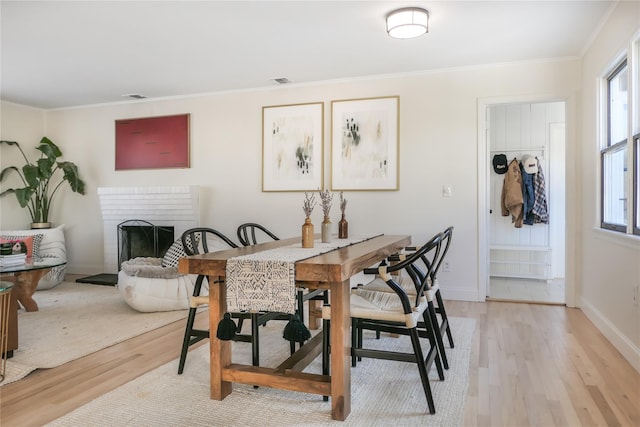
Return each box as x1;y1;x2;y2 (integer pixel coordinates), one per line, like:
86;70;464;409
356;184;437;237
302;217;314;248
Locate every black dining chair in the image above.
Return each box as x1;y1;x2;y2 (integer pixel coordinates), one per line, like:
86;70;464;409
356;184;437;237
177;227;236;374
360;226;455;370
427;226;455;351
236;222;279;246
322;232;445;414
235;222;327;350
401;226;454;370
177;227;290;374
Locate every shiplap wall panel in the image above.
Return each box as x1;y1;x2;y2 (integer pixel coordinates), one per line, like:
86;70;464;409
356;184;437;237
489;102;564;279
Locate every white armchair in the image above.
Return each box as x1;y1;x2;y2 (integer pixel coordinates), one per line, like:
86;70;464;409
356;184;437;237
117;256;200;312
0;224;67;290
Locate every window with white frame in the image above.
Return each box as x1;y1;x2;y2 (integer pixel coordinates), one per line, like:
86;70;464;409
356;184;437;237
604;33;640;236
601;59;628;232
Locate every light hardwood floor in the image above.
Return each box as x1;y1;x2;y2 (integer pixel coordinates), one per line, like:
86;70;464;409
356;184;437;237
488;277;565;304
1;297;638;426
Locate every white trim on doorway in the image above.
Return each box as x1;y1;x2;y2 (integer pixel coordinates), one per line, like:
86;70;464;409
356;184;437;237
477;94;578;307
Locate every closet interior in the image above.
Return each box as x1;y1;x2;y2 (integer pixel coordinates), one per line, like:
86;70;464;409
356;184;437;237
487;101;566;304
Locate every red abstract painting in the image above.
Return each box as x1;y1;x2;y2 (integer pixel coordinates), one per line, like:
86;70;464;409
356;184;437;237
115;114;190;170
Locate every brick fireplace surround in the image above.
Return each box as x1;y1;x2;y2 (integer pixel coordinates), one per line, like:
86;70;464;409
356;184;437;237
97;186;200;273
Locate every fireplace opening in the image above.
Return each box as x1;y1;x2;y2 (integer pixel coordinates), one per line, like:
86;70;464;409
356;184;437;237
118;220;175;270
76;219;175;286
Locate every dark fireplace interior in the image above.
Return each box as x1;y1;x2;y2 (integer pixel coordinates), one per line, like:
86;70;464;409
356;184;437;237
76;219;175;286
118;222;175;269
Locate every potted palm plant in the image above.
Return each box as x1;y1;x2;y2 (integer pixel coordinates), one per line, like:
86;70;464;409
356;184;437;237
0;137;86;228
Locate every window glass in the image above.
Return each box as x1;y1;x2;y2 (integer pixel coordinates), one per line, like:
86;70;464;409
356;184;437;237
602;59;629;232
602;144;628;228
608;62;628;146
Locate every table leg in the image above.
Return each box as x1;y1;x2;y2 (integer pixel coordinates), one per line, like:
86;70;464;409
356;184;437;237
0;270;47;312
209;275;232;400
308;298;322;330
330;279;351;421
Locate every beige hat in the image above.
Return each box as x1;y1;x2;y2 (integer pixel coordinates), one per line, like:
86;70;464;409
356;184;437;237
520;154;538;174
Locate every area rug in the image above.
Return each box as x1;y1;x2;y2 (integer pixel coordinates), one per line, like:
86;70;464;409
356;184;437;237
47;317;475;426
1;281;190;385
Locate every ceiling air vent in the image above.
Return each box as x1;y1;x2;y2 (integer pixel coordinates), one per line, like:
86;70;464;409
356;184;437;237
272;77;290;84
122;93;147;99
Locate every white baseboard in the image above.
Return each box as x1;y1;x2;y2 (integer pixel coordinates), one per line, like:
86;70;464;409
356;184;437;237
67;262;109;276
580;298;640;374
440;286;482;302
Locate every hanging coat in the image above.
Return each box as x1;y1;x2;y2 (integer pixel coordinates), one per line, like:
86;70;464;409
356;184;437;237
532;157;549;223
520;162;535;226
501;159;524;228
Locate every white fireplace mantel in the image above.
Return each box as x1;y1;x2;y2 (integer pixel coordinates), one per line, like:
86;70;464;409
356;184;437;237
98;186;200;273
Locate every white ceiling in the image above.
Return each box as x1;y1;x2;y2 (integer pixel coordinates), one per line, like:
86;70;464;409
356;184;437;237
0;1;615;110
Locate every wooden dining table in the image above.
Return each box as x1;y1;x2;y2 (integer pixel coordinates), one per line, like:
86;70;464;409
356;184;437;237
178;234;410;421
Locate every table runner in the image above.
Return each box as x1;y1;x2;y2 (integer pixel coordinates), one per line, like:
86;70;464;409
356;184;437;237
225;235;379;313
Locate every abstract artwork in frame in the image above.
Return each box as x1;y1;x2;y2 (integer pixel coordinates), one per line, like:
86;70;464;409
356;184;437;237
262;102;323;191
115;114;190;170
331;96;399;190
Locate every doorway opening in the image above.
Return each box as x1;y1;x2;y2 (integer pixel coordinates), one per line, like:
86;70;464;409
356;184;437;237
484;101;566;304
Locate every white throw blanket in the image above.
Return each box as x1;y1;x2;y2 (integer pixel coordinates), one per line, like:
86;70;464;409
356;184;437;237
225;236;377;313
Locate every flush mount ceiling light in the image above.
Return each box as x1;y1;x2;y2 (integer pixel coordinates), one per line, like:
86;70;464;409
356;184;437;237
386;7;429;39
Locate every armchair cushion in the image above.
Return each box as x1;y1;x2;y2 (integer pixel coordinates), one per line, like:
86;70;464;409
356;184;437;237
161;236;199;268
0;225;66;290
118;256;203;312
121;257;182;279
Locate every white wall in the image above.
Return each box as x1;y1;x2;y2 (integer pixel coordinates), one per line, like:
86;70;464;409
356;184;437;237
0;102;46;224
579;1;640;371
2;1;637;373
0;60;581;304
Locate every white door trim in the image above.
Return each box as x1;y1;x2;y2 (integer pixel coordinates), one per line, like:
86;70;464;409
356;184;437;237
476;94;578;307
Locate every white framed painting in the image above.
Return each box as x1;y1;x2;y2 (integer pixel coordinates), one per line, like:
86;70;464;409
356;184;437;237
331;96;399;191
262;102;324;192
